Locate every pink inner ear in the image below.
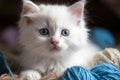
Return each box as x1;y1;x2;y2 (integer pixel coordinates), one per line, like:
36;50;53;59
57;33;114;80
22;1;39;15
69;1;84;18
72;6;83;17
23;3;37;14
69;1;84;26
23;4;32;14
24;16;32;25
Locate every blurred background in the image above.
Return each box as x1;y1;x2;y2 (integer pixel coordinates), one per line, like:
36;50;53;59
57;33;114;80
0;0;120;53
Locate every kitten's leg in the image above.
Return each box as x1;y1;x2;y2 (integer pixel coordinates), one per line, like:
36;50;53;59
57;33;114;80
20;70;41;80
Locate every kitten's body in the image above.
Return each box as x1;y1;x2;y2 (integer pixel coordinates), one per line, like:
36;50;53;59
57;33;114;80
18;0;99;80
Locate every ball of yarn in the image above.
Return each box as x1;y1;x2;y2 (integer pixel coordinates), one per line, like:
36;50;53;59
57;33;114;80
90;27;116;48
59;66;96;80
59;63;120;80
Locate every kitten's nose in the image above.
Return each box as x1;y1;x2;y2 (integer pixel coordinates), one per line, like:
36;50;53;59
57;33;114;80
51;39;59;46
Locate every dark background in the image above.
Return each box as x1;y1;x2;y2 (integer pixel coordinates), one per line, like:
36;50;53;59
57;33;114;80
0;0;120;47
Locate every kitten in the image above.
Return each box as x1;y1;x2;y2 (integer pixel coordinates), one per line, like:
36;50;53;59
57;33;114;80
18;0;99;80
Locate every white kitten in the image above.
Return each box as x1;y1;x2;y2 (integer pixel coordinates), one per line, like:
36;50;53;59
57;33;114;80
18;0;99;80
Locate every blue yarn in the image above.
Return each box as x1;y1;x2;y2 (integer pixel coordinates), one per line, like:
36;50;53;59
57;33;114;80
59;66;97;80
90;27;116;48
91;63;120;80
59;63;120;80
0;51;14;80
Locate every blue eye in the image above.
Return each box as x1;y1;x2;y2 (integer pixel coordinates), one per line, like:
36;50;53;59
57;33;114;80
61;29;70;36
39;28;49;35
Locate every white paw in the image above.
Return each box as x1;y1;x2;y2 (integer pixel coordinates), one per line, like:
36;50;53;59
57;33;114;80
20;70;41;80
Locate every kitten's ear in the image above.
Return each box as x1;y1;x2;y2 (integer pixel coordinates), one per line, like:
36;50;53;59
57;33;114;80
68;1;85;18
22;0;39;15
21;0;39;24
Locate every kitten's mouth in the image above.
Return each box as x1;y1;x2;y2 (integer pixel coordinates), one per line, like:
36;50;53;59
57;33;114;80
51;46;61;51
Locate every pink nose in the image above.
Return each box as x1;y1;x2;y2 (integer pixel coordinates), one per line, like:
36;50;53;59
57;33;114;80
51;40;59;46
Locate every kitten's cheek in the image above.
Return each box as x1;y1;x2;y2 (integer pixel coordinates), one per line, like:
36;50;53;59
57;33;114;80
60;44;68;50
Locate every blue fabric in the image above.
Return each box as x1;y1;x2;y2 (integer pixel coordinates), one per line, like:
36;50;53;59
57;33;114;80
90;27;116;48
0;51;14;79
0;51;4;72
59;63;120;80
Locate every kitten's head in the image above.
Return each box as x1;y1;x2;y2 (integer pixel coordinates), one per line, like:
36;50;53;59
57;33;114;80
18;0;88;56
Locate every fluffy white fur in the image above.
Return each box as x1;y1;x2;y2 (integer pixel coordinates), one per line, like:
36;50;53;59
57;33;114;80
18;0;99;80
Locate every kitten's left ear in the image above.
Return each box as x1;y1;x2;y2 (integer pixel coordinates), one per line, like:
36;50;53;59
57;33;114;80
68;1;85;18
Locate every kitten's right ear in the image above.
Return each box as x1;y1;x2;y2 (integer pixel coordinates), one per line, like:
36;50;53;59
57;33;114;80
22;0;39;15
21;0;39;24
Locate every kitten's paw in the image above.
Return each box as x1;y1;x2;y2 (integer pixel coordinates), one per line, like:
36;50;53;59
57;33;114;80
20;70;41;80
